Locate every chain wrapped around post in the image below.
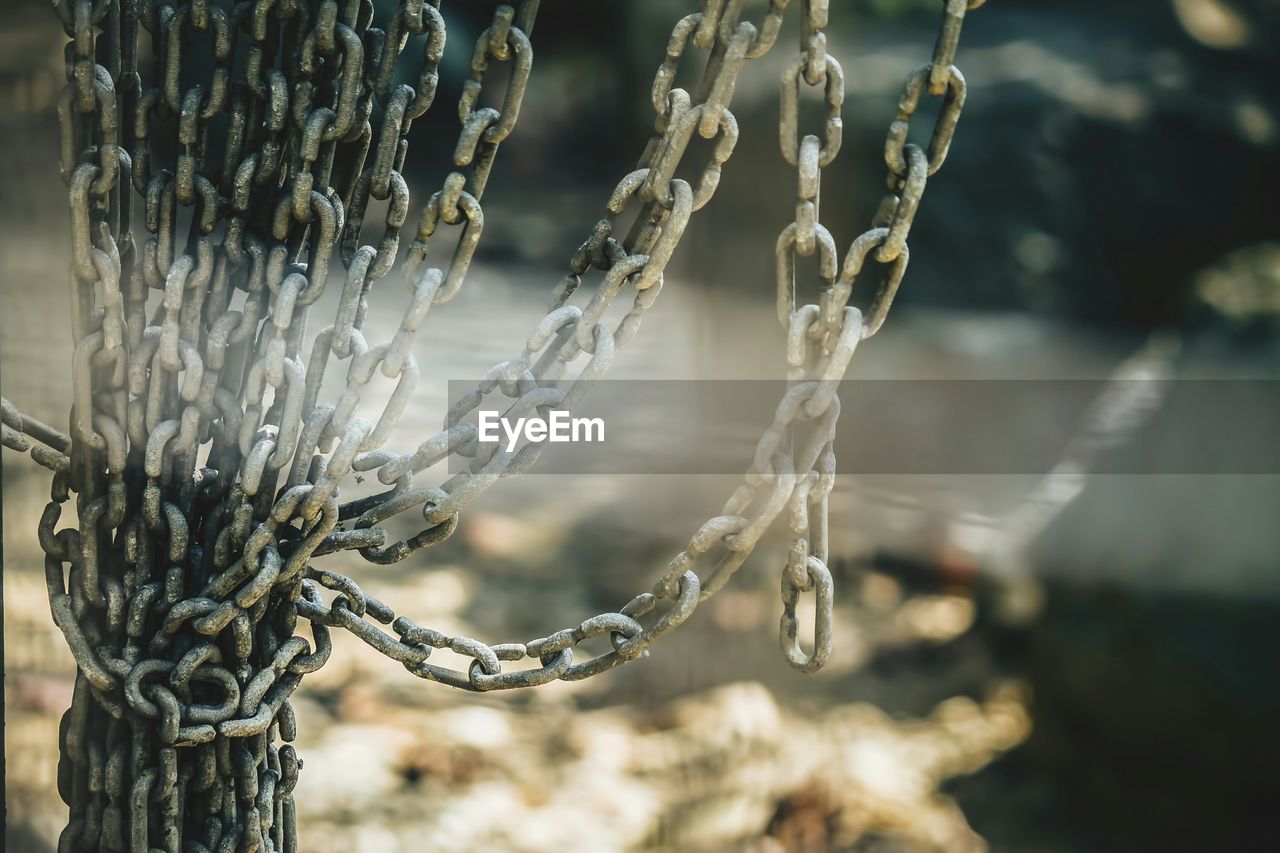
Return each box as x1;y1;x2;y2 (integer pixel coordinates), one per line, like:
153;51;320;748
1;0;984;848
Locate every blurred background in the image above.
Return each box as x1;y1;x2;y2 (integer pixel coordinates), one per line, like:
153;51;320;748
4;0;1280;850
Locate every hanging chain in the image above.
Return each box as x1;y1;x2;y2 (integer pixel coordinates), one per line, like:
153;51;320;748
769;0;985;668
0;0;984;848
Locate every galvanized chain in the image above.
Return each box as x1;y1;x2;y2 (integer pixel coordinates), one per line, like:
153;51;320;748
1;0;983;848
769;0;985;669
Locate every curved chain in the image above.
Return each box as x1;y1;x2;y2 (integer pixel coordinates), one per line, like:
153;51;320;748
4;0;984;849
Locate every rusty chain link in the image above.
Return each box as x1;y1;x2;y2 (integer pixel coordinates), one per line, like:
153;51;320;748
3;0;983;848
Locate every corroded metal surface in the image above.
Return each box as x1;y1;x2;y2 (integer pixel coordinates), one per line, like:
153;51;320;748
0;0;982;849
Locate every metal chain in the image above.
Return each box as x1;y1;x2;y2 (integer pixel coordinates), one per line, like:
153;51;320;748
2;0;983;848
769;0;986;668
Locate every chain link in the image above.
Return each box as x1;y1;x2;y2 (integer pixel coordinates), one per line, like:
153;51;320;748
3;0;982;847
